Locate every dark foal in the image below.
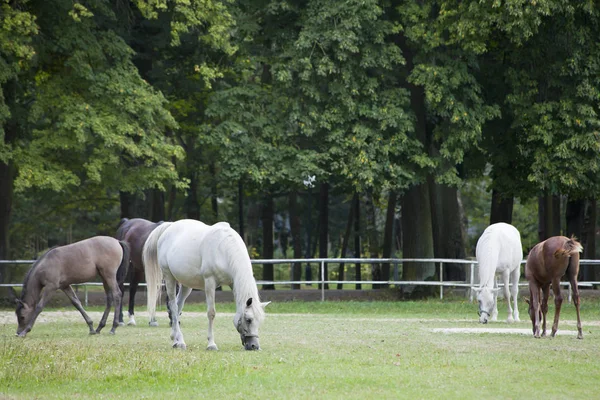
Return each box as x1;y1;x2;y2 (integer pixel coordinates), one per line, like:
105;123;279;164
15;236;129;337
116;218;176;326
525;236;583;339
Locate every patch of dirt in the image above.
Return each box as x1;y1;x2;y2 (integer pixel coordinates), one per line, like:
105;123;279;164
430;327;580;336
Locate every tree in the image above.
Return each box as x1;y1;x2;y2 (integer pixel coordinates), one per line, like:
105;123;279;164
0;1;185;296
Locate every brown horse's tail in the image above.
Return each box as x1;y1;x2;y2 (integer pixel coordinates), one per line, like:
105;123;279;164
553;236;583;258
117;240;131;286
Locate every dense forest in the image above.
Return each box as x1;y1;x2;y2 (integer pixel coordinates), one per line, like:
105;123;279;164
2;0;600;295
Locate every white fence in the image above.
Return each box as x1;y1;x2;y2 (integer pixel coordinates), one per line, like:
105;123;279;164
2;258;600;303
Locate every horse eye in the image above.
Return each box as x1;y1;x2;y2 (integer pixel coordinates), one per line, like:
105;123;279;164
246;318;252;324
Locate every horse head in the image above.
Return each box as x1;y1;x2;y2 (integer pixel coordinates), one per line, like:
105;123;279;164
234;298;271;350
15;299;33;337
472;287;500;324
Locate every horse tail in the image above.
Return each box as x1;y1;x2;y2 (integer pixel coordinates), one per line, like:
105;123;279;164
554;236;583;258
117;240;131;286
143;222;173;321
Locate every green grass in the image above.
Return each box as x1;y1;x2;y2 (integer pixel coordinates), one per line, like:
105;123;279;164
1;298;599;399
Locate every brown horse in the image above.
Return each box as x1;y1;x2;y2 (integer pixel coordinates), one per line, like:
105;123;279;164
15;236;129;337
116;218;165;326
525;236;583;339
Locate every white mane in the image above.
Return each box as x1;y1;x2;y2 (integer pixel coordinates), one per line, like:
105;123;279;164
211;224;265;322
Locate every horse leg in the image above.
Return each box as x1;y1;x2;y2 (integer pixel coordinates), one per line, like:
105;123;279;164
565;271;583;339
510;266;520;322
127;268;143;326
176;285;193;315
529;283;541;338
549;278;564;338
62;286;95;334
164;274;186;349
501;271;513;323
205;278;218;351
489;279;498;321
109;282;123;335
540;284;550;337
95;282;113;334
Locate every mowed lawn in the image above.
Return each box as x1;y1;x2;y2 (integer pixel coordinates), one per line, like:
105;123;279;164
1;297;599;399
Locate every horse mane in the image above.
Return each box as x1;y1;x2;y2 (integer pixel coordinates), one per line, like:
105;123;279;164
553;236;583;258
215;225;265;322
18;246;58;304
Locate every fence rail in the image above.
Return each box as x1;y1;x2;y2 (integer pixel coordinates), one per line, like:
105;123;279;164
2;258;600;303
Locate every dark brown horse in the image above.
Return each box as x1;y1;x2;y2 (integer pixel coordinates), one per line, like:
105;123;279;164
525;236;583;339
15;236;129;337
116;218;167;326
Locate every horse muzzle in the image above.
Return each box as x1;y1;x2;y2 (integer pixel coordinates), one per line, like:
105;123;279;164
478;310;490;324
243;335;260;351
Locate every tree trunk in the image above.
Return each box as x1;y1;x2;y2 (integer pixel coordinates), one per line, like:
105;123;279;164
354;193;362;290
304;188;313;284
261;194;275;290
365;189;383;288
583;199;597;281
565;198;585;281
430;183;466;281
338;193;357;289
397;30;435;297
186;172;200;220
401;184;435;296
289;191;303;289
209;162;218;221
318;183;329;289
150;189;165;222
238;180;245;240
538;192;561;241
0;160;17;299
490;189;514;224
380;191;397;289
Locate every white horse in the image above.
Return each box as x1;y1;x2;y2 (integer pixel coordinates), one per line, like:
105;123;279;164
143;219;270;350
473;222;523;324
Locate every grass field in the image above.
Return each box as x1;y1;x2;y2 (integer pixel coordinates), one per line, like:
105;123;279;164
1;297;599;399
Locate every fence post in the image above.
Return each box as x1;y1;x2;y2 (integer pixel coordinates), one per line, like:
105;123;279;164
440;262;444;300
469;263;475;302
321;260;325;302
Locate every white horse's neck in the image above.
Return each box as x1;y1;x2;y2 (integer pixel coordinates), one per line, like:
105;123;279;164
229;250;264;320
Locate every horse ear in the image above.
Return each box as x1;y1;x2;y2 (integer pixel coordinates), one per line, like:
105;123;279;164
14;298;23;306
523;297;530;305
471;287;482;293
261;301;271;309
246;298;253;307
492;288;501;293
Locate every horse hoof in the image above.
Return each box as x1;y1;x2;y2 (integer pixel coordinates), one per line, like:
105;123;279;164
206;344;218;351
89;331;97;335
149;321;159;327
507;318;514;324
127;321;136;326
577;334;583;340
118;322;125;327
173;343;186;350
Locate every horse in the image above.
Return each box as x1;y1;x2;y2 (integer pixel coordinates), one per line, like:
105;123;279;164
473;223;523;324
15;236;129;337
116;217;168;326
143;219;270;350
525;236;583;339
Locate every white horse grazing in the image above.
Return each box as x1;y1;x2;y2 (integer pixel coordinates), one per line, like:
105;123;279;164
473;222;523;324
143;219;270;350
